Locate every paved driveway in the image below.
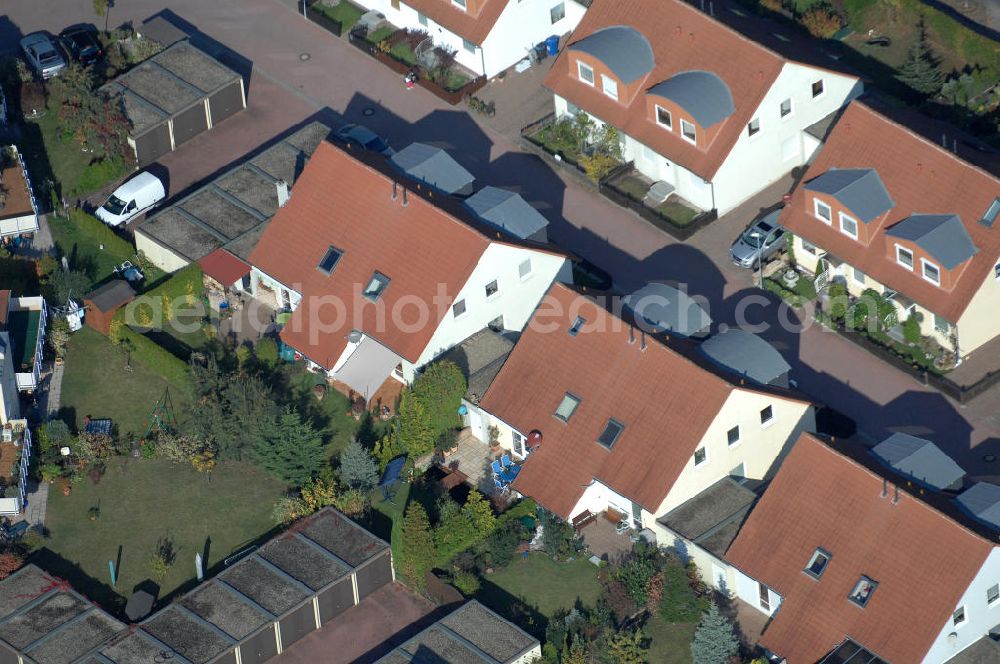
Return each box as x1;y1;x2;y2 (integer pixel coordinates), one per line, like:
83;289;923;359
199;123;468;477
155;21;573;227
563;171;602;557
3;0;998;478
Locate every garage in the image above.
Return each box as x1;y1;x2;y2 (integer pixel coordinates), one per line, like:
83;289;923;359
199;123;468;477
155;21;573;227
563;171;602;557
101;39;246;166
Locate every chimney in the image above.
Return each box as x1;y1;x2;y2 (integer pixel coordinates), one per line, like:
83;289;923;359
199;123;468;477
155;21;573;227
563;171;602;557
892;484;900;505
953;138;958;154
628;326;635;345
942;133;947;148
639;331;647;352
276;180;290;208
392;181;398;200
709;1;714;16
881;478;888;498
402;188;408;207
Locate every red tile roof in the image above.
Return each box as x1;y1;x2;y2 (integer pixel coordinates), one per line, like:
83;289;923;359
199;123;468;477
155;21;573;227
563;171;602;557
726;433;993;663
480;283;806;519
250;141;489;367
544;0;786;180
780;101;1000;322
403;0;507;46
198;248;250;287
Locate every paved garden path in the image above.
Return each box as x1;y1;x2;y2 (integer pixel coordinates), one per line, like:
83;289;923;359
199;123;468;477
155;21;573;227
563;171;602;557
16;362;63;528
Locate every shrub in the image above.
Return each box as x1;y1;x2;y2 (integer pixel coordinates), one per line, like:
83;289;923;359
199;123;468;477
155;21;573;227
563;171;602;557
401;502;435;587
395;391;434;459
47;317;70;360
660;556;710;622
252;407;325;486
580;152;622;183
48;269;91;304
75;433;115;463
540;510;581;558
255;337;279;367
45;419;71;445
613;555;657;606
19;82;46;117
411;361;466;441
903;313;923;344
691;602;739;664
479;520;526;568
0;553;24;581
827;282;848;322
338;440;378;491
451;569;481;595
800;5;843;38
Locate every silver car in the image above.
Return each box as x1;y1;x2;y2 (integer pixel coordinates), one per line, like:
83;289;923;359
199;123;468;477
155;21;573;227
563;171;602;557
20;32;67;79
731;208;785;268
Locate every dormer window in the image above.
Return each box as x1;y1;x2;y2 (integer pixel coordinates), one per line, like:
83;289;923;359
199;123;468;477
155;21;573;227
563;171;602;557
747;117;760;137
680;119;696;144
655;105;672;130
555;393;581;421
364;271;390;301
601;74;618;100
813;198;832;224
849;576;878;608
895;245;914;270
568;316;586;336
597;418;624;449
981;198;1000;227
839;212;858;240
804;548;831;579
921;259;941;286
317;246;343;275
577;61;595;86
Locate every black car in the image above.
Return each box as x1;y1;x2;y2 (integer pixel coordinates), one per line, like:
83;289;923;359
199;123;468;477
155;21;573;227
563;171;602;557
60;25;102;66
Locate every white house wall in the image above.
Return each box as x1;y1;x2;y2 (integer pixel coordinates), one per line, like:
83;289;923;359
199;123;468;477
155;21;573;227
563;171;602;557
734;568;782;618
354;0;584;78
405;244;569;379
922;547;1000;664
652;390;813;518
0;331;19;425
135;229;193;273
569;480;637;524
0;212;39;238
711;63;862;214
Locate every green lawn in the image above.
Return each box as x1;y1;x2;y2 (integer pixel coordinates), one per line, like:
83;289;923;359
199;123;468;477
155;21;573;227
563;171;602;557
312;0;365;29
42;457;286;610
477;553;602;618
645;613;697;664
60;326;190;437
281;366;377;458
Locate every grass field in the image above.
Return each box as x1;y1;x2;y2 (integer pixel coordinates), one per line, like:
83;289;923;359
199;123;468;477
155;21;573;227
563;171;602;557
478;553;602;618
645;613;697;664
42;457;286;610
60;326;190;437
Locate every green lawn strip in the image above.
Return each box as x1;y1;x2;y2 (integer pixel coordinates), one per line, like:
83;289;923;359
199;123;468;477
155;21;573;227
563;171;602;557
367;26;396;43
477;553;602;618
27;105;90;199
284;367;366;459
313;0;365;29
645;613;697;664
41;457;285;610
60;326;190;437
389;42;417;66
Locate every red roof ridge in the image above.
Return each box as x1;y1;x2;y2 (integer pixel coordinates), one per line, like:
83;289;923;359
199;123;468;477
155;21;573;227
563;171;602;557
852;101;1000;187
662;0;784;67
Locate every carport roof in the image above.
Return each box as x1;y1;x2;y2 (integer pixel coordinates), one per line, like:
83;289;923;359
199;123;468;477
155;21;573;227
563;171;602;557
136;121;331;264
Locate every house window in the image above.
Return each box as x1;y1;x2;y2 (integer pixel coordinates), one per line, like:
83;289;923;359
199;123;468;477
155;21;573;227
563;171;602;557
462;39;477;53
758;582;771;611
849;576;878;608
550;2;565;23
597;418;624;449
519;258;532;280
452;0;467;8
747;117;760;137
981;197;1000;226
760;405;773;426
363;271;390;301
727;425;740;446
577;61;595;86
554;393;580;421
852;267;865;284
566;100;581;116
805;548;831;578
693;447;707;466
934;313;950;333
987;583;999;605
922;259;941;286
601;74;618;100
317;246;343;275
568;316;586;336
801;239;818;255
780;98;793;118
485;280;499;298
512;431;525;456
811;80;824;98
452;299;467;318
995;261;1000;281
417;12;428;26
814;198;832;223
655;105;672;129
390;0;400;9
839;212;858;239
896;245;914;270
953;606;966;627
680;119;697;144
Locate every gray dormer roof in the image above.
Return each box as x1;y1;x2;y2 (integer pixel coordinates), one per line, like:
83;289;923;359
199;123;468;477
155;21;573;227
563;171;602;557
624;282;711;338
390;142;475;195
955;482;1000;530
885;214;978;269
803;168;895;223
648;71;735;128
568;26;654;84
871;433;966;491
698;329;791;387
463;187;548;240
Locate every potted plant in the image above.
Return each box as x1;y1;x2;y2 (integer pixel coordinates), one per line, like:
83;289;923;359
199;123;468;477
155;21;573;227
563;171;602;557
488;425;501;454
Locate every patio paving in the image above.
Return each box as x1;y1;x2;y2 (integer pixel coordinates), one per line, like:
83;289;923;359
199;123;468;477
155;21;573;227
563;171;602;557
723;596;770;651
948;333;1000;388
440;428;495;495
474;51;558;140
580;516;633;563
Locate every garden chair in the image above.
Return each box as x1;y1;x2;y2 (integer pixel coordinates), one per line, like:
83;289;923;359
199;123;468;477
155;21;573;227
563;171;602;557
494;476;507;493
490;459;504;476
500;454;512;469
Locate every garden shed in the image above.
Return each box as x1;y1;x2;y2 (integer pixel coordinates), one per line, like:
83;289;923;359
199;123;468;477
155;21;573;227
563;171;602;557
101;40;246;166
97;507;393;664
83;280;136;336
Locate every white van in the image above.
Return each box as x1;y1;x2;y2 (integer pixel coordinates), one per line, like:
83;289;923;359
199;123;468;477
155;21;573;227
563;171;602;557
96;172;165;226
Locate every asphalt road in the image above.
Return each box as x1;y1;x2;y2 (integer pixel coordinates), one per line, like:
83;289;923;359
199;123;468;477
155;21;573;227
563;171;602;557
3;0;999;478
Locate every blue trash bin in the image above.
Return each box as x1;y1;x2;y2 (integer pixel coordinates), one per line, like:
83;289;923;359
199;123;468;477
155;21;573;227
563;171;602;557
546;35;559;56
